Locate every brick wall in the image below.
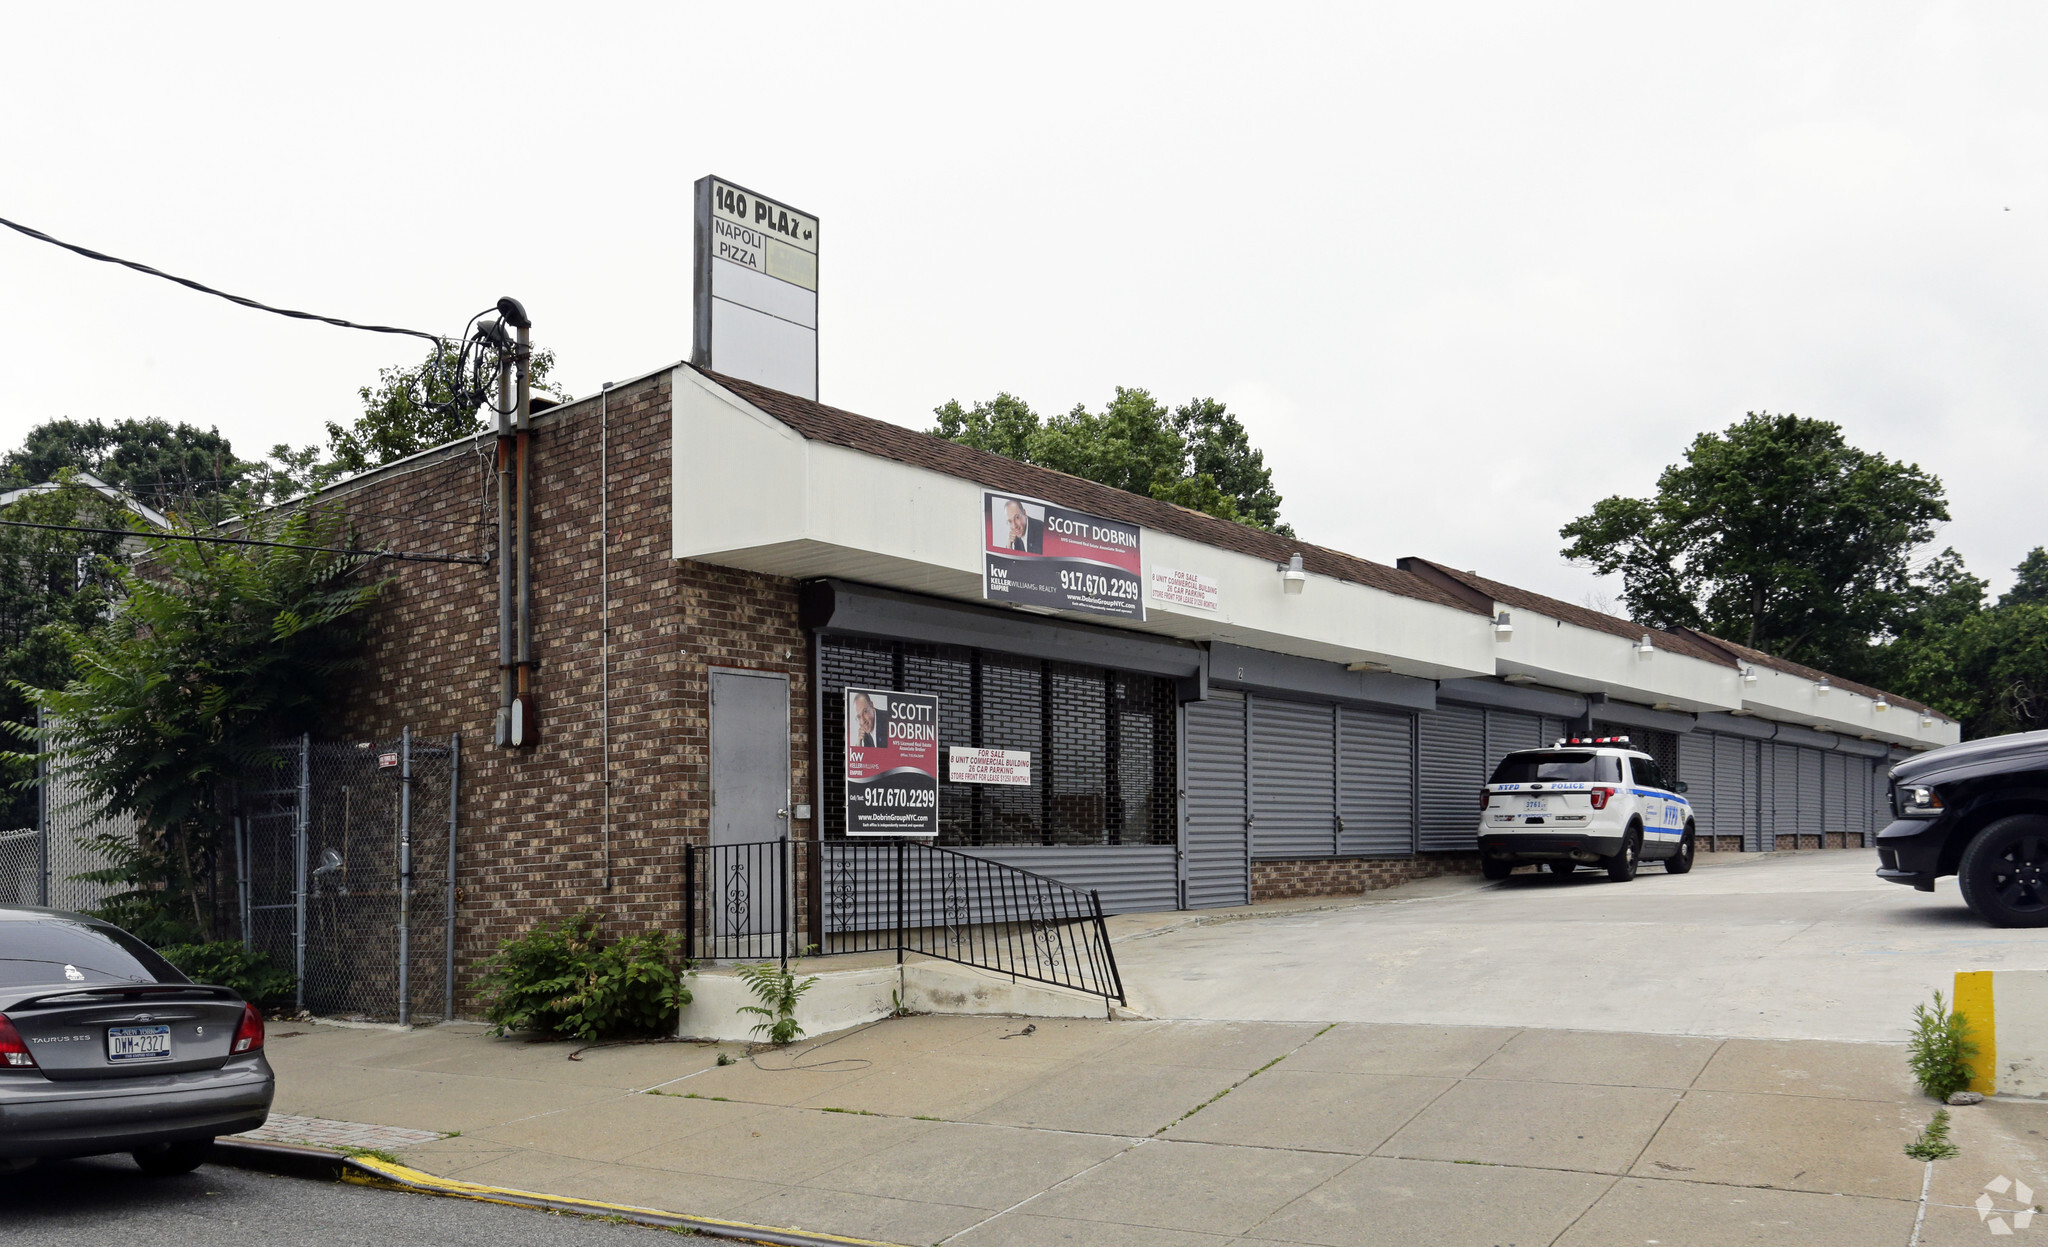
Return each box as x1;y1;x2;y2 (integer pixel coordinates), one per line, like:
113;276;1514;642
1250;854;1482;903
306;370;810;1011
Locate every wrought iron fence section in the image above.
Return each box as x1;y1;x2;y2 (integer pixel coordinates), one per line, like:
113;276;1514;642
685;838;1124;1005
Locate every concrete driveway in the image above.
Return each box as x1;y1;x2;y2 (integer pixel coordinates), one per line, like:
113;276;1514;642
1114;851;2048;1042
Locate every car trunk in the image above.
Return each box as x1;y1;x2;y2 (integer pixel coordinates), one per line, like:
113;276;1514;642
4;984;246;1081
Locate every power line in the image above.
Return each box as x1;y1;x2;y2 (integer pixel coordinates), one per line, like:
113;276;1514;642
0;214;443;344
0;518;488;566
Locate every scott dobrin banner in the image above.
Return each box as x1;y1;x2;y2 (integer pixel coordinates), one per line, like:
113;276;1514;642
982;491;1145;621
843;687;939;838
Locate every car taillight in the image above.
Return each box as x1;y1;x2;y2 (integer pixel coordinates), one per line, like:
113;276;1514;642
232;1002;264;1055
1480;788;1493;811
1588;786;1616;811
0;1014;37;1068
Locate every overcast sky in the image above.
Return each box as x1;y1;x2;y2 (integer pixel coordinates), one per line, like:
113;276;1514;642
4;3;2042;607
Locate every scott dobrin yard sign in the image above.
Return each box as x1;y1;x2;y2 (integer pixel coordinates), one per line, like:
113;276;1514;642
843;687;939;837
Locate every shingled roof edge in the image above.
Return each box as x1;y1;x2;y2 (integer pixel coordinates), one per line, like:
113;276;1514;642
690;366;1487;617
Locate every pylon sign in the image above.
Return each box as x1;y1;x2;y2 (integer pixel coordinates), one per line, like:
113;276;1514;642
692;176;818;400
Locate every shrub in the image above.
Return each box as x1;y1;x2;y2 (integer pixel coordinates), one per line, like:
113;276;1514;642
735;962;818;1046
159;941;296;1010
477;911;690;1041
1908;989;1978;1101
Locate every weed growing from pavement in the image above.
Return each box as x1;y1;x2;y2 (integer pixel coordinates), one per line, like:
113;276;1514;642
1156;1053;1293;1133
1908;990;1978;1101
1905;1109;1961;1161
820;1107;878;1115
736;962;819;1046
339;1146;404;1166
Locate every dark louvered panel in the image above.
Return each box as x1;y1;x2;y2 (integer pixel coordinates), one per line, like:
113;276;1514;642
1250;697;1337;860
1743;739;1763;852
1418;704;1486;851
1339;706;1414;856
1184;693;1248;909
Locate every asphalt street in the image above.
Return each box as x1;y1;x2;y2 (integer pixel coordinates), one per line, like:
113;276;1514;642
0;1155;671;1247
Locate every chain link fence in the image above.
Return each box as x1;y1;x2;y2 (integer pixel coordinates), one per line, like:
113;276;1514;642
240;731;458;1025
0;733;135;910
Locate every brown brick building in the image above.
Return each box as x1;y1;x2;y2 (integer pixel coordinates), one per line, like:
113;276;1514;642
296;363;1954;1010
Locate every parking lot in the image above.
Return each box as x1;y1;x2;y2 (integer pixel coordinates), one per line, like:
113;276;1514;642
1113;849;2047;1043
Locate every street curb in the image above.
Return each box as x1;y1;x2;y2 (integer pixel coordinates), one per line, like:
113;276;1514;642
210;1140;905;1247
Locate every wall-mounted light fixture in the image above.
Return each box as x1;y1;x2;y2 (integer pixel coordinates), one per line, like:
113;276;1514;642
1741;665;1759;684
1815;676;1831;697
1635;633;1655;659
1281;552;1307;595
1921;714;1935;728
1493;610;1513;639
1874;696;1889;713
1347;660;1392;673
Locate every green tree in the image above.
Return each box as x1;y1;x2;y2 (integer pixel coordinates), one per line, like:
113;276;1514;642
0;479;133;830
1;417;250;519
264;344;566;497
9;509;386;942
929;388;1292;535
2001;547;2048;607
1560;412;1948;675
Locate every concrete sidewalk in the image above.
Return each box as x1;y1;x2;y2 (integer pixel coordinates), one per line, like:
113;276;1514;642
247;1012;2035;1246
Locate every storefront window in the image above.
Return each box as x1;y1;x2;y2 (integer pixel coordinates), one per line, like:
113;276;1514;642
819;636;1178;848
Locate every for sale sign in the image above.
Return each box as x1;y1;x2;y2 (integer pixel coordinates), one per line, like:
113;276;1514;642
947;747;1032;786
982;491;1144;621
843;687;939;838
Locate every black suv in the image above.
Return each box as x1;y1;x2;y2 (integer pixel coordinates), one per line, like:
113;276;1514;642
1877;729;2048;926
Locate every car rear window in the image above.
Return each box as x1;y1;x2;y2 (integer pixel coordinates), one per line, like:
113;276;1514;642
0;917;187;988
1489;752;1622;784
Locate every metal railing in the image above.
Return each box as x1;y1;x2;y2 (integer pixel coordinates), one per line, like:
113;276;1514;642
683;838;1125;1005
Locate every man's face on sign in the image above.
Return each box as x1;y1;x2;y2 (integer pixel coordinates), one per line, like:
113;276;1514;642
854;694;876;738
1005;500;1027;545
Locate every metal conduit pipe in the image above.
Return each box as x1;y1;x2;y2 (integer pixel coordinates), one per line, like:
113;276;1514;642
494;350;514;746
513;314;534;744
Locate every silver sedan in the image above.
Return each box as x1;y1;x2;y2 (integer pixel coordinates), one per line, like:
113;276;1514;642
0;906;273;1174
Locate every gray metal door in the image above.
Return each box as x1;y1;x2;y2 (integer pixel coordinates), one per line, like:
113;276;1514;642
709;668;790;942
1712;733;1746;847
1744;739;1763;852
1768;743;1797;847
1183;693;1248;909
1339;706;1413;856
1486;709;1546;757
1823;753;1848;841
1418;704;1486;851
1798;747;1824;842
1250;697;1337;859
1845;756;1868;847
1678;732;1712;835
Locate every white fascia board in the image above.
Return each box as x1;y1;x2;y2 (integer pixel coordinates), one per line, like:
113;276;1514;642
671;370;1494;678
1740;665;1961;750
1493;607;1737;712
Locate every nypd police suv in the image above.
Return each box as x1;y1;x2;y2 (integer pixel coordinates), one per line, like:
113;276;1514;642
1477;736;1696;881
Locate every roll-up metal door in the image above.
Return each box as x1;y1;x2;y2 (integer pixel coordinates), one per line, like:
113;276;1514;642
1486;709;1546;757
962;846;1180;915
1744;739;1763;852
1798;747;1825;840
1770;743;1801;847
1678;733;1713;834
1183;693;1248;908
1823;753;1848;839
1712;734;1745;843
1250;697;1337;860
1845;756;1869;847
1873;762;1892;837
1338;706;1414;856
1418;704;1486;851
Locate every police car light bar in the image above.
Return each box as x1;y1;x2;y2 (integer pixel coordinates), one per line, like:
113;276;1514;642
1556;736;1632;747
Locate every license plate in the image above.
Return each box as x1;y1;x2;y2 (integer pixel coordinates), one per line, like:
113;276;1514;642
1522;798;1549;812
107;1025;171;1061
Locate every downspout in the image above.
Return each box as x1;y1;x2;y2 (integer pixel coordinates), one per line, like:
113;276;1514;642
600;381;613;891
